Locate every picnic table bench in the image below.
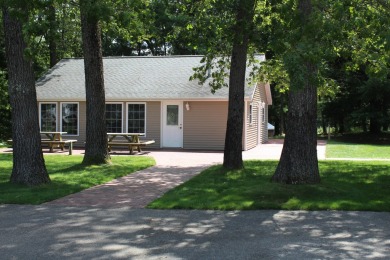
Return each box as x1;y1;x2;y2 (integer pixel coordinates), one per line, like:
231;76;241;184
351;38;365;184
41;139;77;155
107;133;155;154
7;138;77;155
40;131;77;155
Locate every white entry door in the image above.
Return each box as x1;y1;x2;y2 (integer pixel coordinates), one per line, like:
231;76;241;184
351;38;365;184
162;101;183;147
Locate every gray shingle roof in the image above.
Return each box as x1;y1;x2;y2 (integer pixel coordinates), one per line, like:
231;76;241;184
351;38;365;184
36;55;264;101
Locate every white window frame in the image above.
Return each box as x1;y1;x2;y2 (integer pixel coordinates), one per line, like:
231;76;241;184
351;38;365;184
126;102;147;135
106;102;124;133
249;103;254;125
262;106;266;124
60;102;79;136
39;102;58;132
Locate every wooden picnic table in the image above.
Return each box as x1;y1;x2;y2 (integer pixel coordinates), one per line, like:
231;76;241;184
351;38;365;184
107;133;154;154
107;132;145;143
40;131;67;141
40;131;77;155
8;132;76;155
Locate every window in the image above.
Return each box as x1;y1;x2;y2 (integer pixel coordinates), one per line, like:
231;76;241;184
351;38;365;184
249;103;253;125
262;107;266;123
167;105;179;125
106;103;123;133
40;103;57;131
61;103;78;135
127;103;145;134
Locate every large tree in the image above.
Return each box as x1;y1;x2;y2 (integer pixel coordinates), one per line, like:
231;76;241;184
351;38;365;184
270;0;321;184
267;0;389;183
223;0;256;169
80;0;110;165
190;0;264;169
2;5;50;185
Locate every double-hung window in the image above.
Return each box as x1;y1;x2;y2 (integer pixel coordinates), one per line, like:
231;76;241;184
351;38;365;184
249;103;253;125
61;103;79;135
262;106;266;123
40;103;57;131
106;103;123;133
127;103;146;134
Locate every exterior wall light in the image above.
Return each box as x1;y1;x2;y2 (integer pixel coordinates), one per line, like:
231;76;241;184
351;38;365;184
185;102;190;111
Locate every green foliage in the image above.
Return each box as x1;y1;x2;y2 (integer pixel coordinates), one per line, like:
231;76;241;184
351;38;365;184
190;55;231;93
1;0;84;76
321;58;389;133
148;0;190;55
0;11;10;141
101;0;150;56
148;160;390;211
260;0;389;135
188;0;269;92
100;0;204;56
0;11;5;69
0;154;155;204
0;72;11;141
342;1;389;79
259;0;342;92
80;0;113;22
262;1;388;87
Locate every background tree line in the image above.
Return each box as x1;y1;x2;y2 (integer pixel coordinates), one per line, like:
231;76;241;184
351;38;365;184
269;1;390;136
1;1;388;142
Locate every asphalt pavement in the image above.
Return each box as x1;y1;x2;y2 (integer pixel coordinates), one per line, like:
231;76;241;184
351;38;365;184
1;142;390;259
1;205;389;259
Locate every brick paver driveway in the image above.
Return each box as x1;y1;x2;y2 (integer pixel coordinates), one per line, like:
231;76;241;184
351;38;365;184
44;141;326;208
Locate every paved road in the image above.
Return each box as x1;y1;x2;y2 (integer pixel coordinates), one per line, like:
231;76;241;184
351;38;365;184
1;205;389;259
1;142;390;259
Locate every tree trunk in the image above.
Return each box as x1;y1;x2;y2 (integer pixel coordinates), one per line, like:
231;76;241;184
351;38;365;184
80;1;110;165
279;97;286;135
271;0;320;184
3;7;50;186
47;3;58;67
321;111;327;135
362;119;368;132
137;42;141;56
223;0;255;169
223;44;247;169
338;118;345;133
272;62;320;184
369;117;381;134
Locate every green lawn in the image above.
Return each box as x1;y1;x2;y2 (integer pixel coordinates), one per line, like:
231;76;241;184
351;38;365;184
0;154;155;204
148;160;390;211
326;140;390;159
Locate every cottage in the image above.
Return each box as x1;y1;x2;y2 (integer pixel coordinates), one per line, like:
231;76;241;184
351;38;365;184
36;55;272;151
